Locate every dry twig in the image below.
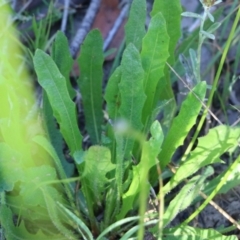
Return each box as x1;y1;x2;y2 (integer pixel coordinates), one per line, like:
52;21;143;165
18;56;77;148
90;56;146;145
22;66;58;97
70;0;101;58
103;2;129;51
61;0;71;32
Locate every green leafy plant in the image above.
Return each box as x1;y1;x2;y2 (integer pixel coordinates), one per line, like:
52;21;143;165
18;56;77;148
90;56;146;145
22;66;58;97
1;0;240;239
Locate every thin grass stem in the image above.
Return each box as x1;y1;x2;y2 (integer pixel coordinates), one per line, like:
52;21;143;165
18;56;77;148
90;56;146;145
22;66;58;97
183;4;240;160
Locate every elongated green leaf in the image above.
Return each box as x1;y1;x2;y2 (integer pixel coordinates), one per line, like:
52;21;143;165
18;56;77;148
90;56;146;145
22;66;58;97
42;94;74;177
117;121;163;219
113;132;127;219
77;29;104;144
151;1;182;131
33;49;82;155
119;43;146;158
33;135;75;206
141;13;170;128
104;67;122;160
104;66;122;120
151;0;182;65
209;162;240;194
207;22;222;33
45;32;75;176
194;163;240;204
150;82;206;185
163;125;240;194
125;0;146;50
97;216;139;240
33;135;66;179
160;82;206;170
189;48;199;83
163;166;214;226
42;187;77;239
162;226;237;240
120;220;158;240
52;31;75;99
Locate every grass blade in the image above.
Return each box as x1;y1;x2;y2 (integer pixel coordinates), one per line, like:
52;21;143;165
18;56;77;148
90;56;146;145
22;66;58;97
57;202;94;240
96;216;139;240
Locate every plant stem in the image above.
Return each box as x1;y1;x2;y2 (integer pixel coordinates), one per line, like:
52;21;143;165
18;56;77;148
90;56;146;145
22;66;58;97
183;4;240;160
196;10;207;82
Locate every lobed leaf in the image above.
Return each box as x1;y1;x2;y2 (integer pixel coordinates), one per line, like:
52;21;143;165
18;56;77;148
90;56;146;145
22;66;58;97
163;166;214;226
151;0;182;132
163;125;240;194
162;225;237;240
125;0;146;50
52;31;75;99
159;82;207;170
33;49;82;155
104;66;122;120
151;0;182;65
81;146;115;204
194;162;240;204
141;12;170;128
77;29;104;144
